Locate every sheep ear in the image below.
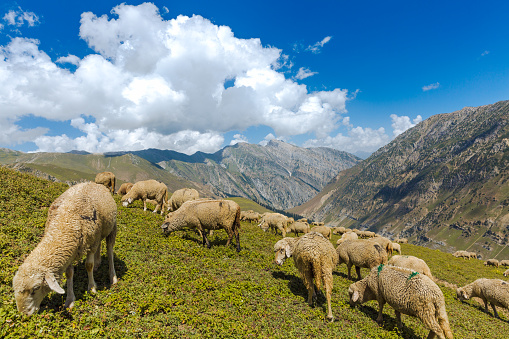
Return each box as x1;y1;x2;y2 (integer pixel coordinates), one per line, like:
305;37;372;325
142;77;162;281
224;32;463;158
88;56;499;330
285;243;292;257
352;290;359;302
45;273;65;294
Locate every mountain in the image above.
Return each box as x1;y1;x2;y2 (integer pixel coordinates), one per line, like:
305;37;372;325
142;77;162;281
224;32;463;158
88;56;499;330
290;100;509;259
0;140;360;210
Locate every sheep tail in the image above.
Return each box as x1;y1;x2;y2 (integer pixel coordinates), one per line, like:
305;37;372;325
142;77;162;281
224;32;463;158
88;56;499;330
312;261;323;291
438;304;453;339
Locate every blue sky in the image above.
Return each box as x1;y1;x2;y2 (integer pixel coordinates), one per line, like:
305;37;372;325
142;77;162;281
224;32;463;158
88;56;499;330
1;0;508;157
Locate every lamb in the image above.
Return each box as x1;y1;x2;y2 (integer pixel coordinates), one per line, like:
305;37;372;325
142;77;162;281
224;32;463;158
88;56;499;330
121;179;168;215
391;242;402;255
499;259;509;267
287;221;310;236
258;213;289;237
336;239;388;280
273;232;339;321
484;259;500;267
336;231;358;245
161;199;241;252
94;171;116;194
116;182;133;196
369;236;394;256
456;278;509;319
388;255;433;280
310;225;331;239
167;188;200;212
12;182;117;316
349;265;453;339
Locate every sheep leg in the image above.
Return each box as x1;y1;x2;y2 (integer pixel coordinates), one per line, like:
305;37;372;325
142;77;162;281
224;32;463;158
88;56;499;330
93;244;101;271
324;272;334;322
423;316;445;339
303;269;315;307
153;202;160;214
347;264;352;280
85;250;97;293
376;298;385;324
143;199;147;211
106;228;118;285
355;266;362;280
64;265;75;309
490;303;500;318
395;310;402;330
235;228;241;252
202;232;212;249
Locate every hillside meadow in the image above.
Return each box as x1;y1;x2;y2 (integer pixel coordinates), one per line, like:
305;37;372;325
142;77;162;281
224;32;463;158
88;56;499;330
1;166;509;338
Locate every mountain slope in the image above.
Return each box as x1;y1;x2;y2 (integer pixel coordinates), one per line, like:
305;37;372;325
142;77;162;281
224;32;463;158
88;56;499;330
291;100;509;258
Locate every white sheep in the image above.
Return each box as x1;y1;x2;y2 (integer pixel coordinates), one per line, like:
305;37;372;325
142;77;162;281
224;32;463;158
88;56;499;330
484;259;500;267
95;171;116;194
161;199;241;252
499;259;509;267
310;225;331;239
240;210;261;223
504;269;509;277
12;182;118;315
391;242;401;255
258;213;289;237
388;255;433;280
336;239;388;280
287;221;310;236
349;265;453;339
336;231;358;245
121;179;168;215
453;250;471;259
394;238;408;244
116;182;133;196
167;188;199;212
274;232;339;321
369;236;394;256
457;278;509;319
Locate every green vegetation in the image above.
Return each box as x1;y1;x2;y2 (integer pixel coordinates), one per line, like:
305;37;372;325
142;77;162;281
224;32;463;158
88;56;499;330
1;166;509;338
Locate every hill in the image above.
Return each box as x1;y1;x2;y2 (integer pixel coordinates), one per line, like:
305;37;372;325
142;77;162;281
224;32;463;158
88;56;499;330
0;140;360;211
1;167;509;338
290;100;509;259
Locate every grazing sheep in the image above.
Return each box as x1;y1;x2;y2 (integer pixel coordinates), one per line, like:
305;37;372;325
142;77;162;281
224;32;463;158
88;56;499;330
161;199;241;252
484;259;500;267
121;179;168;215
332;226;346;235
287;221;310;236
336;231;359;245
12;182;117;316
95;171;116;194
467;251;478;259
369;236;394;256
310;225;331;240
457;278;509;319
274;232;339;321
394;238;408;244
167;188;200;212
388;255;433;280
116;182;133;196
349;265;453;339
391;242;401;255
499;259;509;267
241;210;261;223
336;239;388;280
358;230;376;238
453;250;471;259
310;221;324;227
297;218;308;223
504;269;509;277
258;213;289;237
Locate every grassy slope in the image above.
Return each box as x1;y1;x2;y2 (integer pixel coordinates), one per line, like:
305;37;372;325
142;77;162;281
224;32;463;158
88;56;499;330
1;166;509;338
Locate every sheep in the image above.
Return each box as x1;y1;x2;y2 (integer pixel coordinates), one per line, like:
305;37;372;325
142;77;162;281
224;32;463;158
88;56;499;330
161;199;241;252
453;250;471;259
241;210;261;223
121;179;168;215
456;278;509;319
332;226;346;235
310;225;331;239
358;230;376;238
484;259;500;267
273;232;338;321
369;236;394;256
297;218;308;223
116;182;133;196
94;171;116;194
336;231;358;245
167;188;200;212
310;221;324;227
394;238;408;244
499;259;509;267
336;239;388;280
388;255;433;280
467;251;478;259
287;221;310;236
258;213;289;237
391;242;401;255
12;182;117;316
504;269;509;277
349;265;453;339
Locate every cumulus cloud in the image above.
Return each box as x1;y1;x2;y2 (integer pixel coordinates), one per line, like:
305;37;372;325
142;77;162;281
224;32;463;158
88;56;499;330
422;82;440;91
390;114;422;136
294;67;317;80
0;3;350;154
3;7;39;27
307;36;332;53
230;133;248;145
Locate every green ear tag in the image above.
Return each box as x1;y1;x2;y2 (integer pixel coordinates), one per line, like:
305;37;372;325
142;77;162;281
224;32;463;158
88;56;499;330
407;271;419;281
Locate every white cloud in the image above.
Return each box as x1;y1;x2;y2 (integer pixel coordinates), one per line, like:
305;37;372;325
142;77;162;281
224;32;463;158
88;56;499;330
390;114;422;136
230;133;248;145
422;82;440;91
3;7;39;27
294;67;317;80
0;3;349;155
307;36;332;53
481;50;489;56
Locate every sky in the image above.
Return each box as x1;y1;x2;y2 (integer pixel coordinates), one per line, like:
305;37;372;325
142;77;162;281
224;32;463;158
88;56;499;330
0;1;508;158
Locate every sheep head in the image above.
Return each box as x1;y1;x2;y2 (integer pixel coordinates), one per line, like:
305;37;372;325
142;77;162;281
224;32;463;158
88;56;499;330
121;196;133;207
348;279;374;307
456;287;469;301
13;268;65;316
273;238;294;265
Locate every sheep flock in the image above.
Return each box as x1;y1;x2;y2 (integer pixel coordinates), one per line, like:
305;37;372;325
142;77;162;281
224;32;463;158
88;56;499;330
10;170;509;338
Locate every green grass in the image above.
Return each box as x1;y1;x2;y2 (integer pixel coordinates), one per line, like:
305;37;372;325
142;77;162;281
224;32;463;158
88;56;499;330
1;166;509;338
